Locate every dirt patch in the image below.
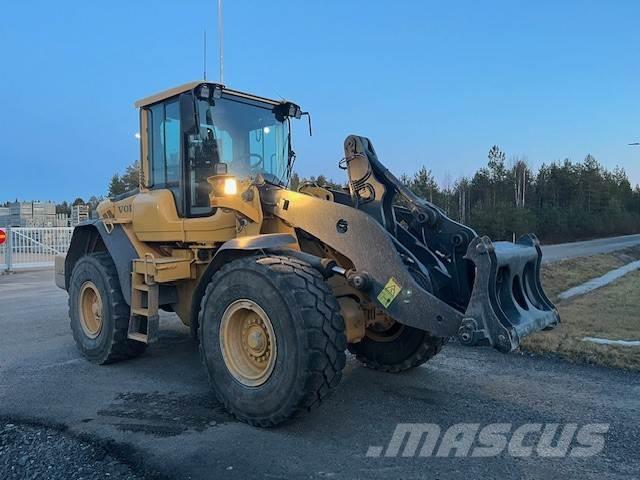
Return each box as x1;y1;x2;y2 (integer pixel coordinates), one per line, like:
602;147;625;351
523;269;640;370
96;391;235;437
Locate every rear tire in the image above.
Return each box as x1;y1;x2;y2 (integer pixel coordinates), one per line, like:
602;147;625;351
69;252;146;364
198;255;347;427
348;324;446;373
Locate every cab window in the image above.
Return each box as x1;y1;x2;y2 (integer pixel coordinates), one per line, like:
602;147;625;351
148;100;181;188
164;101;181;185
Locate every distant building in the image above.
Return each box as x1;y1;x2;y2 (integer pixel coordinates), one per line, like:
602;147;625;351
0;207;9;227
70;204;90;226
4;201;67;227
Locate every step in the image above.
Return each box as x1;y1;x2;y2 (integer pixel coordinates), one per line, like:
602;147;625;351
127;313;160;344
131;307;150;317
127;332;148;343
132;257;192;283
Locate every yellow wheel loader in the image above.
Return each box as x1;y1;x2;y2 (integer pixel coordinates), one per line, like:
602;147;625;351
55;82;559;427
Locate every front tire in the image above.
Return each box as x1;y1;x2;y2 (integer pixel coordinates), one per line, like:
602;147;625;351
69;252;146;364
198;255;347;427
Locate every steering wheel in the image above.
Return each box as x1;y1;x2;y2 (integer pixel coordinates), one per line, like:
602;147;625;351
249;153;264;170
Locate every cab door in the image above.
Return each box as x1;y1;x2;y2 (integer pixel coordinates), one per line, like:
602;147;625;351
146;98;183;216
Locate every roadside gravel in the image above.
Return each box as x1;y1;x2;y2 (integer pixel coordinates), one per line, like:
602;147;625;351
0;421;144;480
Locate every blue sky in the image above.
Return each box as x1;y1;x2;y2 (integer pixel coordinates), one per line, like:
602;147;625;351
2;0;639;202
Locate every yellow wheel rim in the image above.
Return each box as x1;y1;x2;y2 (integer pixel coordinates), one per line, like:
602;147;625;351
220;299;277;387
79;281;103;339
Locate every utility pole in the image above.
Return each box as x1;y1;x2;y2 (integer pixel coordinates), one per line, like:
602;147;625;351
203;30;207;80
218;0;224;84
631;143;640;214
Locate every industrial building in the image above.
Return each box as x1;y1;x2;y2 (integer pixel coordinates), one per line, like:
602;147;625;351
0;207;9;227
0;201;68;227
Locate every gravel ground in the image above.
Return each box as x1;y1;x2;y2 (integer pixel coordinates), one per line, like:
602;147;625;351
0;421;146;480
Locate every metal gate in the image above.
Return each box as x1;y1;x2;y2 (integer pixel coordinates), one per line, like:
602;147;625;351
0;227;74;271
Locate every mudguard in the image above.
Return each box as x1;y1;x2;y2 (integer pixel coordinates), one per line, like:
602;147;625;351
188;233;298;339
63;221;137;303
62;221;176;306
212;233;297;260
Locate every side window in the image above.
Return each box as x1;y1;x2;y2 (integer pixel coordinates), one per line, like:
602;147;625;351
147;100;181;188
149;104;165;186
164;100;180;185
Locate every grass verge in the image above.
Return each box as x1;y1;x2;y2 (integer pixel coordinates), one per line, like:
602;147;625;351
541;246;640;301
522;249;640;370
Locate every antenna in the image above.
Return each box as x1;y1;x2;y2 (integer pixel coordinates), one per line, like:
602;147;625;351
218;0;224;83
203;29;207;80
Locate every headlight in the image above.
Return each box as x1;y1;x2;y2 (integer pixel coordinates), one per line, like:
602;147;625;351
223;177;238;195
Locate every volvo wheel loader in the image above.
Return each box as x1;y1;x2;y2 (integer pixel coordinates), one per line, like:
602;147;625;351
55;81;559;427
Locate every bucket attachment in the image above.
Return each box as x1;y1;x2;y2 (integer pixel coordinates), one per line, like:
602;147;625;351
459;234;560;352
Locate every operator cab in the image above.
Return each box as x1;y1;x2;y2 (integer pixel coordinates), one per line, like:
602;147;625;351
135;82;303;217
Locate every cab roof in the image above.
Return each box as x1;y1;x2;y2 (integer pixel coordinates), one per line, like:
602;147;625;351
134;81;285;109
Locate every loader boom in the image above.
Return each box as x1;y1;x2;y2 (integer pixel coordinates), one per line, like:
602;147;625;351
295;134;560;352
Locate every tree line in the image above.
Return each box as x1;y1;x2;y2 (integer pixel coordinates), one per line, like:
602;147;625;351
45;164;141;217
54;197;102;216
102;146;640;244
292;146;640;243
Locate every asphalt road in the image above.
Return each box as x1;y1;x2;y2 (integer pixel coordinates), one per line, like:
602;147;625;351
541;234;640;263
1;269;638;479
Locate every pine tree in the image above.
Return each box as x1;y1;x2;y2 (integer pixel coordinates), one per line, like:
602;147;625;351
108;174;126;197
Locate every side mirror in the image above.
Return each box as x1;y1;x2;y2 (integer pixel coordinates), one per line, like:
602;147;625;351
213;162;228;175
179;92;198;135
274;102;302;122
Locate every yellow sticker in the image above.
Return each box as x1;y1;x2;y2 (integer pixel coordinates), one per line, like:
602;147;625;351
377;277;402;308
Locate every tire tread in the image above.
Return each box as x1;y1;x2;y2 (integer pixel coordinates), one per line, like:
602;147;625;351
198;255;346;427
69;252;146;364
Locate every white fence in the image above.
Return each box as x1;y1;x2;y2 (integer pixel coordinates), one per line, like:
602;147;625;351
0;227;74;271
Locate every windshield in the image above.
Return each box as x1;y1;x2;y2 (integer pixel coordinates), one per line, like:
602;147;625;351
194;94;290;185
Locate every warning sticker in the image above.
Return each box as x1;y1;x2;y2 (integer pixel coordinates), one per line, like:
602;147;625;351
377;277;402;308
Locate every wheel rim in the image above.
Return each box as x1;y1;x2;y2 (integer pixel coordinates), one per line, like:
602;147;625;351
219;299;277;387
79;281;103;339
